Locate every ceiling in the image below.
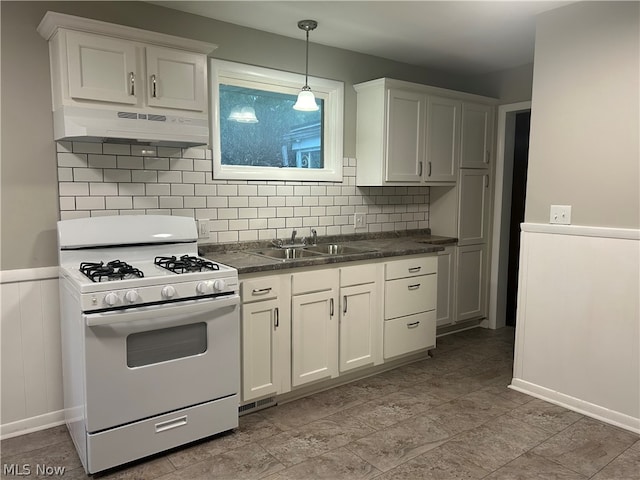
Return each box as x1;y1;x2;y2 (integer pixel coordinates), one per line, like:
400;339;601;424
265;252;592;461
148;1;570;76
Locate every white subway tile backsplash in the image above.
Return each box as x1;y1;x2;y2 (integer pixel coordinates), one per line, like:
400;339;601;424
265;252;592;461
58;152;87;168
103;143;131;155
57;145;430;242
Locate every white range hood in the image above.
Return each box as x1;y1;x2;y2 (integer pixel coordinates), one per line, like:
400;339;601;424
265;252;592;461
53;105;209;147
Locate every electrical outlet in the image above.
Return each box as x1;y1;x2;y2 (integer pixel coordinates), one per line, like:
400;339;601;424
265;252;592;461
550;205;572;225
354;213;367;229
198;219;210;239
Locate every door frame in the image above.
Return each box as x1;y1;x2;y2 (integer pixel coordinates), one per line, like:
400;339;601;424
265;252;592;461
488;101;531;329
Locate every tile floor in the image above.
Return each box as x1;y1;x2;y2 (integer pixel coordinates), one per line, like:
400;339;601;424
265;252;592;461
2;327;638;479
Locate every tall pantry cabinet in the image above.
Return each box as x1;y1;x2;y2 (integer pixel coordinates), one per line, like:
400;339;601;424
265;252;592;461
430;102;495;328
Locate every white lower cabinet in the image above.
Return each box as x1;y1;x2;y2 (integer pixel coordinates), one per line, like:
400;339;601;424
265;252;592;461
239;254;438;402
383;255;437;359
339;264;383;373
456;244;487;322
291;269;339;387
436;246;456;327
240;274;290;403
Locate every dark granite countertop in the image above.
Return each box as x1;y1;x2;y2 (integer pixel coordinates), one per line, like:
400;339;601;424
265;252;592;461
199;229;457;275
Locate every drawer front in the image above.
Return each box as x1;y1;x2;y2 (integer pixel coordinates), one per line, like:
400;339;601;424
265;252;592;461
292;268;337;296
384;274;436;319
384;311;436;359
87;395;238;473
241;277;279;302
385;256;437;280
340;263;378;287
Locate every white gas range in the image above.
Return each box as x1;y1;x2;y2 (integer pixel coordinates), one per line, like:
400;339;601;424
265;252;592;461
57;215;240;474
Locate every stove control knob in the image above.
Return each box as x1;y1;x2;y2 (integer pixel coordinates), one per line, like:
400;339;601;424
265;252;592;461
213;279;226;292
196;281;211;295
104;292;119;307
125;290;139;304
161;285;176;299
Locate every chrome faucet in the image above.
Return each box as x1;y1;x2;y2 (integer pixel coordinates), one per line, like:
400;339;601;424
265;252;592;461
290;230;297;245
311;229;318;245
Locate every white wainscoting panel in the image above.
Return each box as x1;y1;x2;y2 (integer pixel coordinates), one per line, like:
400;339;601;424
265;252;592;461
1;268;64;438
512;223;640;433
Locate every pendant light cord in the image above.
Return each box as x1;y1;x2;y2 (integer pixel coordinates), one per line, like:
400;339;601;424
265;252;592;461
305;28;310;87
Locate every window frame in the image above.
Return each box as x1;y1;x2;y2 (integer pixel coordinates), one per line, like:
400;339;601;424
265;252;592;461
210;59;344;182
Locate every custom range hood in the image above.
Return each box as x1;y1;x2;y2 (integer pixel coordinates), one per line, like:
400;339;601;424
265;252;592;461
53;105;209;147
38;12;217;147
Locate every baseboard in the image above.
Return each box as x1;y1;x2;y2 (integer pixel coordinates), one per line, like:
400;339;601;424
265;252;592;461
1;410;66;440
509;378;640;434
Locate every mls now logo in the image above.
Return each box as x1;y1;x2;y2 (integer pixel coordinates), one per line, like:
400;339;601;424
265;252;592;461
3;464;66;476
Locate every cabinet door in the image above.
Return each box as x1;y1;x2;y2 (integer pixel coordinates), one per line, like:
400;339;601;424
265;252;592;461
456;244;487;322
66;31;138;105
385;89;425;183
145;46;206;111
241;299;280;402
460;103;493;168
340;283;377;372
436;246;456;327
458;169;492;245
291;290;338;387
425;96;461;182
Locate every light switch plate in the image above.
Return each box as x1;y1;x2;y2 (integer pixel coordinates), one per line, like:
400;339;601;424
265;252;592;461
354;213;367;228
550;205;572;225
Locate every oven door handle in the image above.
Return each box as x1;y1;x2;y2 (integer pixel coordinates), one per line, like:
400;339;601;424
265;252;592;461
85;295;239;327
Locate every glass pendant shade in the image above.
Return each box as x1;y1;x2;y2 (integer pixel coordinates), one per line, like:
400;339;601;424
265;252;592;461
228;106;258;123
293;87;319;111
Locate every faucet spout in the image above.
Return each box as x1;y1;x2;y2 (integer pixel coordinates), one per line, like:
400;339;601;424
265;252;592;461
311;229;317;245
290;230;297;245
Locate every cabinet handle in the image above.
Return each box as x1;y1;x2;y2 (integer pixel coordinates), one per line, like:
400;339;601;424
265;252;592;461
408;283;421;290
129;72;135;96
484;175;489;188
330;298;334;317
274;307;279;328
151;74;157;98
252;287;272;295
155;415;187;433
407;321;420;328
343;295;348;314
408;266;421;273
418;161;423;176
428;161;432;177
486;150;490;164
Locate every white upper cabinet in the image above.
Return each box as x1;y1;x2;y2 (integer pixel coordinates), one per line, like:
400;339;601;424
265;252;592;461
66;31;138;105
385;89;426;183
38;12;216;114
460;103;493;169
425;96;461;182
355;78;494;186
145;46;206;111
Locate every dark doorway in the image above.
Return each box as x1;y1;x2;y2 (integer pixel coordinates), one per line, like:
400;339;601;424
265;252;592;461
505;112;530;326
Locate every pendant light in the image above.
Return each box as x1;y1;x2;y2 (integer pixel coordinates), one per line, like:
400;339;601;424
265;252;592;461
293;19;320;112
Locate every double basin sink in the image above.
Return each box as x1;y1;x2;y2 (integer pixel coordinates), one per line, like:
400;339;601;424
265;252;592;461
250;244;374;261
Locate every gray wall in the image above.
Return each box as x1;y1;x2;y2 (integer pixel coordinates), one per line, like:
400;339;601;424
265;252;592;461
1;1;531;270
525;1;639;228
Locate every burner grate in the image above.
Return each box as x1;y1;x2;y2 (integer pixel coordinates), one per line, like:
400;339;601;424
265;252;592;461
154;255;220;274
80;260;144;282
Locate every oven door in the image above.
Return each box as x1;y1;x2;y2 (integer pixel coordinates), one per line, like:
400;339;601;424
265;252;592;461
83;295;239;433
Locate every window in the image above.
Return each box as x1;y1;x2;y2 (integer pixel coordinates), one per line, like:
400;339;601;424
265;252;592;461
210;59;344;182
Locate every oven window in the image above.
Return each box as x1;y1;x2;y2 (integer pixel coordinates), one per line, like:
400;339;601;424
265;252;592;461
127;323;207;367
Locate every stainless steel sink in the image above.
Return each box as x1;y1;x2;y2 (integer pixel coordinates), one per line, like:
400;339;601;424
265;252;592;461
250;248;324;261
303;244;373;255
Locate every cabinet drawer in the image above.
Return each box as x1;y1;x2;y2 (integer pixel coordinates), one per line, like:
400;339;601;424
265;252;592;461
383;311;436;359
292;269;337;296
340;263;377;287
385;256;437;280
241;277;279;302
384;274;436;319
